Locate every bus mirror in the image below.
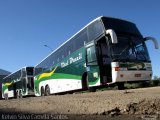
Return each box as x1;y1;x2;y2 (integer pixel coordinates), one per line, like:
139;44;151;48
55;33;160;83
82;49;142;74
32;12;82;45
144;37;159;49
106;29;118;44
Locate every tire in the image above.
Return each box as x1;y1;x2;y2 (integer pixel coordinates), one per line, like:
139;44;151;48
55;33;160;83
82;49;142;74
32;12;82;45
16;91;19;99
117;82;125;90
89;87;96;92
41;87;45;96
82;73;89;90
19;91;23;99
68;92;74;94
45;85;50;96
4;94;8;100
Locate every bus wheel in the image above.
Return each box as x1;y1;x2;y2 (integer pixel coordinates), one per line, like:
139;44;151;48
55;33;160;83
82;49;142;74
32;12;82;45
89;87;96;92
117;82;125;90
19;91;22;99
45;85;50;96
82;73;89;90
4;94;8;100
41;87;45;96
16;91;19;99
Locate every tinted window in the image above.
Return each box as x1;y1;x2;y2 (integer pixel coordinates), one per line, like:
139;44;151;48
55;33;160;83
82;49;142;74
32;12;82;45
87;46;97;63
35;19;104;75
3;70;21;83
88;20;104;41
26;67;33;75
12;70;21;80
102;17;142;37
35;57;53;75
74;28;88;50
111;36;150;62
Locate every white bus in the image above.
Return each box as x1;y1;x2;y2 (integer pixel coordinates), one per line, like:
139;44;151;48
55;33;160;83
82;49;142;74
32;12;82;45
2;67;34;99
34;16;159;96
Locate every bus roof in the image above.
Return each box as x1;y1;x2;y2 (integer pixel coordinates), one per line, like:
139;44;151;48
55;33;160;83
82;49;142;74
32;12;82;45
34;16;136;68
2;66;33;80
35;16;103;67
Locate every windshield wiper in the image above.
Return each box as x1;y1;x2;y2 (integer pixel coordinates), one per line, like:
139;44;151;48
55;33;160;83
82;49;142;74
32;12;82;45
135;51;147;62
116;46;131;62
119;46;130;56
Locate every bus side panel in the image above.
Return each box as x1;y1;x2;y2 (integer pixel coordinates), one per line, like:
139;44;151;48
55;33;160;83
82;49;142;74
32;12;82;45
2;83;14;98
38;79;82;94
87;66;101;87
34;48;87;96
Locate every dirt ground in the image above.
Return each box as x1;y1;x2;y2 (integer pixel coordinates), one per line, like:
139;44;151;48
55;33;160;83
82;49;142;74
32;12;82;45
1;87;160;120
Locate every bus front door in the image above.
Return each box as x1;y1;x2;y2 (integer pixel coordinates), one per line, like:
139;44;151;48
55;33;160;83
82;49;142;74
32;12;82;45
22;77;27;94
86;42;100;87
97;37;112;84
27;77;34;94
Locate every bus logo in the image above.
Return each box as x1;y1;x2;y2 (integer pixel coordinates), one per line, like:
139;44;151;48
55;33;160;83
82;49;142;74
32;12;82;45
61;53;82;68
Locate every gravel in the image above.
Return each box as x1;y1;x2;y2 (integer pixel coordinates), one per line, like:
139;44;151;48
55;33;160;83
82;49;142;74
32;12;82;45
1;87;160;119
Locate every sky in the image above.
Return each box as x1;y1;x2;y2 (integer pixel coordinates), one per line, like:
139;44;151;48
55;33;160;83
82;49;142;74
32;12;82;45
0;0;159;77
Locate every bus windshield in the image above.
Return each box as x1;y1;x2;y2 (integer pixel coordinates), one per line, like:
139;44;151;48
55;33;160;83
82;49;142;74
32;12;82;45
111;36;150;62
102;17;142;37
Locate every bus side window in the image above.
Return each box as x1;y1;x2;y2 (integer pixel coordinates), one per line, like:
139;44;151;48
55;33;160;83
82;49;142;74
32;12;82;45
86;46;97;64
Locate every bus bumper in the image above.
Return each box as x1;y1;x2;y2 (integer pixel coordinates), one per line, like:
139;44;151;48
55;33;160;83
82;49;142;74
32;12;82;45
112;70;152;83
